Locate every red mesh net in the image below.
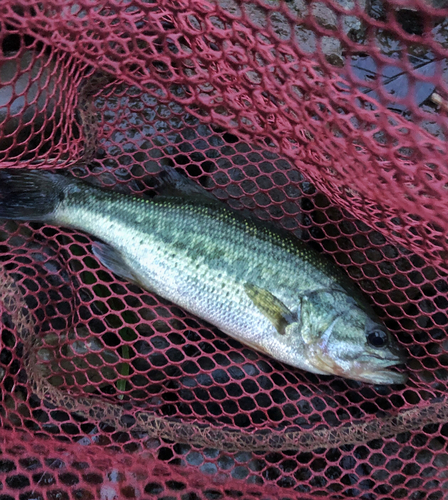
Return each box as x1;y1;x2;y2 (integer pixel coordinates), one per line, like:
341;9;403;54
1;0;448;498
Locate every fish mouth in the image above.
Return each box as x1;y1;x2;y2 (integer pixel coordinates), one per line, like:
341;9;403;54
353;350;408;384
307;348;408;385
356;368;408;385
370;347;407;367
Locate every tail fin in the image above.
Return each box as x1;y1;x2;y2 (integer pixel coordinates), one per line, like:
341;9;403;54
0;169;73;222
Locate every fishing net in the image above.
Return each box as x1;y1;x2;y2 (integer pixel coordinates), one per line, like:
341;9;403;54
0;0;448;498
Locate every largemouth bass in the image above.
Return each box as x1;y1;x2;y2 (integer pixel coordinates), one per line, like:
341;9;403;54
0;168;407;384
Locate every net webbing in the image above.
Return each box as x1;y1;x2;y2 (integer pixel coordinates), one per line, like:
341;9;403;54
1;1;448;499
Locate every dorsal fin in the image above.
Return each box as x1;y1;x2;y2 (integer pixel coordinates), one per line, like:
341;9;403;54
153;166;218;203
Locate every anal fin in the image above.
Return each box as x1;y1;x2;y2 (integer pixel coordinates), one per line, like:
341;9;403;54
92;242;138;285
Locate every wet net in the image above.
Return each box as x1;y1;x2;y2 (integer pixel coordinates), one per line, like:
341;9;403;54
1;0;448;498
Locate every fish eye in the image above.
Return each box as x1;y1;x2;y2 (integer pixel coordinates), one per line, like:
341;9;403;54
367;330;389;349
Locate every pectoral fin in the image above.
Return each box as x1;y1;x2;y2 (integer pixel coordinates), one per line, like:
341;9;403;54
244;283;296;335
92;242;139;285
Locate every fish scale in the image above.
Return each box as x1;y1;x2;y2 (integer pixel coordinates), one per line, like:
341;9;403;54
0;168;407;384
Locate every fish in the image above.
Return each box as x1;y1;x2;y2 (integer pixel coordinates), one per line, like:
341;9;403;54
0;168;407;384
